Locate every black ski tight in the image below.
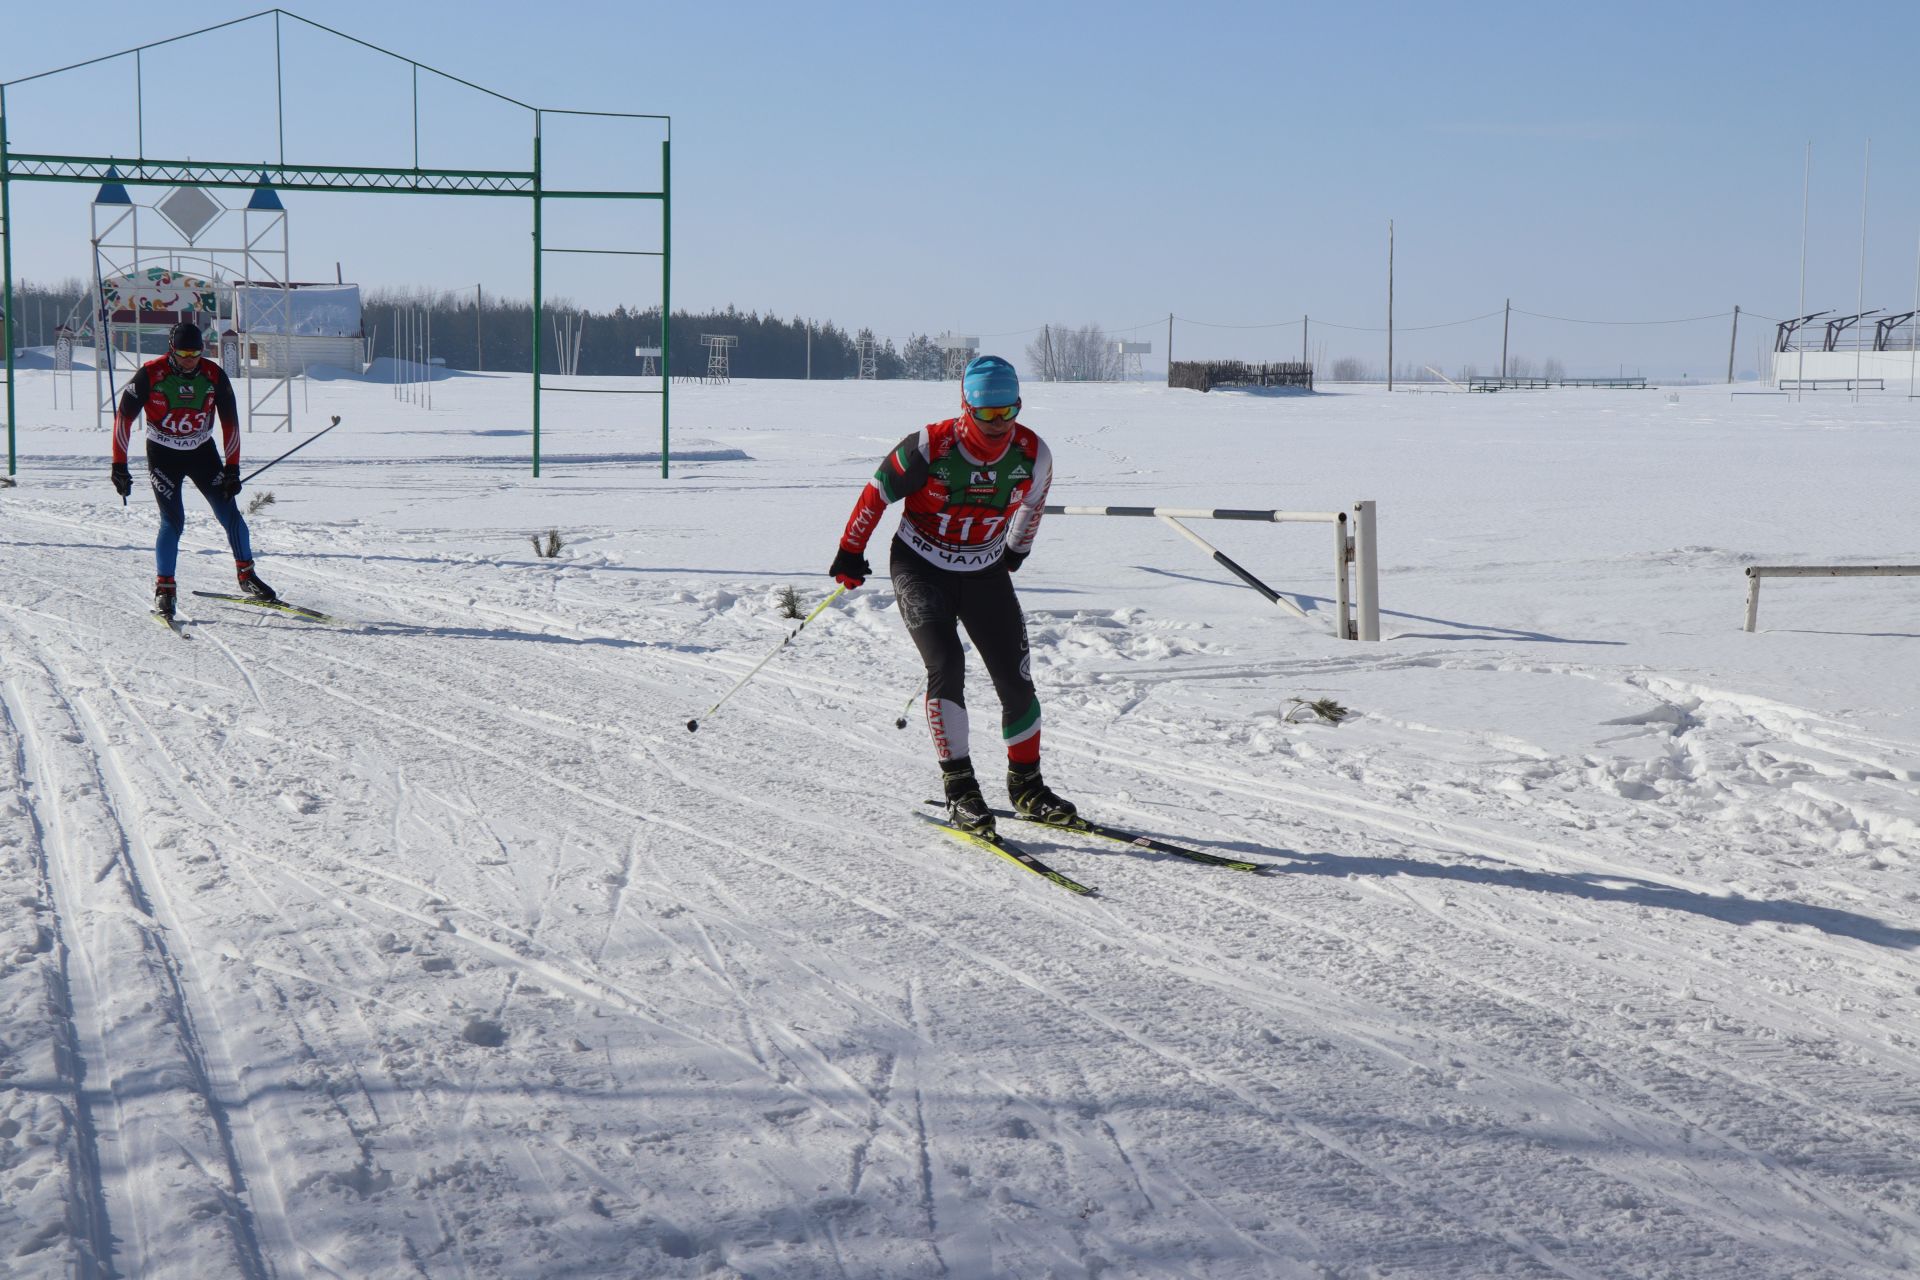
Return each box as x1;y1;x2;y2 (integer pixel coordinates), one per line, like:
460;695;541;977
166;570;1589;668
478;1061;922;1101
889;538;1038;764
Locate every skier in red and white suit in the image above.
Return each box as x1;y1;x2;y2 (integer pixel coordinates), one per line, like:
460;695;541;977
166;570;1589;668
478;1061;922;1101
832;355;1076;837
109;320;275;619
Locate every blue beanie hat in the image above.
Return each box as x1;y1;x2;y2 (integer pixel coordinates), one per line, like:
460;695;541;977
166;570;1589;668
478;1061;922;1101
962;355;1020;409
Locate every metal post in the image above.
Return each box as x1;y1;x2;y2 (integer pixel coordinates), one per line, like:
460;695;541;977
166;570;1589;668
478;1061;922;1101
1;84;14;478
1796;142;1810;399
1302;314;1308;365
1166;312;1173;386
1743;571;1760;632
661;136;671;479
1332;511;1352;640
274;11;285;166
476;283;483;372
1727;305;1739;383
531;114;542;477
1910;224;1919;397
1386;222;1394;392
1353;500;1380;641
1855;140;1870;403
1502;298;1510;378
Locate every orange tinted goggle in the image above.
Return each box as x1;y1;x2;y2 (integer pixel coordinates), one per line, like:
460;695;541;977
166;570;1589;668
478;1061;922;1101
171;348;203;360
969;402;1018;423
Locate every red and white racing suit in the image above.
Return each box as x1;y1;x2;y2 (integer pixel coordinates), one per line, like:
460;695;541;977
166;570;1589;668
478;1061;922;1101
840;415;1054;764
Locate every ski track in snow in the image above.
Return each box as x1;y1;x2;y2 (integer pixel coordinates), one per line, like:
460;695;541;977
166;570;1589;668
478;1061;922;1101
4;378;1919;1278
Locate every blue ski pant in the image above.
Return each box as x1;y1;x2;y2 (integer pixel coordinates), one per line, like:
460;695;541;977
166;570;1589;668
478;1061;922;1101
147;441;252;577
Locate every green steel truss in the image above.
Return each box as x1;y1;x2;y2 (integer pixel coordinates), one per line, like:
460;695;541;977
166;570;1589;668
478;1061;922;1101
6;154;540;197
1;8;671;480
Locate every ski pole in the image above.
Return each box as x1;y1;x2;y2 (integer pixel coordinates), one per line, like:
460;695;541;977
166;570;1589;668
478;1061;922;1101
894;691;919;729
687;584;847;732
242;414;343;484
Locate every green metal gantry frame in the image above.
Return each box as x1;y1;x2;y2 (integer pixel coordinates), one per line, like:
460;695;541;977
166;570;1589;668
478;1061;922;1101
0;8;671;480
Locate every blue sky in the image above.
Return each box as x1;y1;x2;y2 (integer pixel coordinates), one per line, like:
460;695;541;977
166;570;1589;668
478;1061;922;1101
5;0;1919;376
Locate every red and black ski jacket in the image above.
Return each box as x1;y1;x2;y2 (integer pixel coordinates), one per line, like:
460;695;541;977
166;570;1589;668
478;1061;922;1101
112;355;241;466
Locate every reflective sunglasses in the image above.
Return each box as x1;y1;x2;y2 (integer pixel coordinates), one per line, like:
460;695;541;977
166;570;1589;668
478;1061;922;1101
969;402;1019;423
171;348;203;361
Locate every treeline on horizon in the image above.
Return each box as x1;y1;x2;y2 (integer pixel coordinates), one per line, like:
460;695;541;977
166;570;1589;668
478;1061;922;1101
3;278;934;379
7;278;1104;381
364;292;936;380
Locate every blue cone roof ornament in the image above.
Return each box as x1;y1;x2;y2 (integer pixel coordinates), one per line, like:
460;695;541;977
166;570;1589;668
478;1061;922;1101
94;166;131;205
246;173;284;211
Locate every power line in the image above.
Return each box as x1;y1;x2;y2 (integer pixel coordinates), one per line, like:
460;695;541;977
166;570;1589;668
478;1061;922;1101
1311;308;1506;334
1175;307;1505;334
1513;307;1733;326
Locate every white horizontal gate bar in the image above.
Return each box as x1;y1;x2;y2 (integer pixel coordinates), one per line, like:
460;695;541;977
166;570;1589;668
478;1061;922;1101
1742;563;1920;631
1042;501;1380;640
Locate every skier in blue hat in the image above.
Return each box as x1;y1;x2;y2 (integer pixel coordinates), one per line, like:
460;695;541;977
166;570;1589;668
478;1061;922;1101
832;355;1076;836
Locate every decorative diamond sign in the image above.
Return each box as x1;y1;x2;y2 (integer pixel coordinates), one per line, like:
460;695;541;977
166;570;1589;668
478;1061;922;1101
155;186;223;244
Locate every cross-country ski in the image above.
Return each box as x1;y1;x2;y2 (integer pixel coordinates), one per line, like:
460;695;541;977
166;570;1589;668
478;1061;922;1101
913;809;1099;897
922;800;1269;871
190;590;335;624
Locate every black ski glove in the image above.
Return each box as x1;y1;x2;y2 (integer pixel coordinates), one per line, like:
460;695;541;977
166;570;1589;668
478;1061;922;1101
219;464;242;500
1003;548;1029;573
111;462;132;498
830;547;871;589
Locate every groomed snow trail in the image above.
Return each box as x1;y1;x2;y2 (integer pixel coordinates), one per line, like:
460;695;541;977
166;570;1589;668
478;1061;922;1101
3;377;1918;1279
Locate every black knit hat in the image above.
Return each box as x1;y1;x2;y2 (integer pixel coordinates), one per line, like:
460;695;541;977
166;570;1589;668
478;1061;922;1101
168;320;204;352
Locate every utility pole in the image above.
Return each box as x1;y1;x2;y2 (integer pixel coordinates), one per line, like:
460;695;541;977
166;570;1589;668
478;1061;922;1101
476;283;483;372
1501;298;1510;378
806;321;811;380
1796;141;1811;399
1386;220;1395;392
1302;314;1307;365
1855;139;1870;404
1726;305;1740;383
1166;312;1173;386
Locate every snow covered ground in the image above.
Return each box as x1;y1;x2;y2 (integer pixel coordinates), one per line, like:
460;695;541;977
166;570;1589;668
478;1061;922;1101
2;363;1917;1278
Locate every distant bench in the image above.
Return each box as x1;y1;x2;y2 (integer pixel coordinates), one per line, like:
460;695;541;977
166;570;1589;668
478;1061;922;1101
1775;378;1885;391
1467;376;1648;392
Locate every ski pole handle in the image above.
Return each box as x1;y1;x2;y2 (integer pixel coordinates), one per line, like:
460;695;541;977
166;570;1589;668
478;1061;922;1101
686;585;848;732
242;414;344;484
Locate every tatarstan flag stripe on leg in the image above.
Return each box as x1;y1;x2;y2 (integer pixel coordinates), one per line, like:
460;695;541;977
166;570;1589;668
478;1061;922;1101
1002;696;1041;746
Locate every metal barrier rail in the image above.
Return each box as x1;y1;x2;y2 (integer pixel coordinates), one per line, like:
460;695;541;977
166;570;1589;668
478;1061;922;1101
1776;378;1885;391
1743;564;1920;631
1043;502;1380;640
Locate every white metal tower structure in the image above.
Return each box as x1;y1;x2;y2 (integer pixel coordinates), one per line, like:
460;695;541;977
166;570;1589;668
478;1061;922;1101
935;332;978;380
856;334;881;380
85;169;295;433
635;344;661;376
1114;339;1151;381
88;170;296;434
701;333;737;383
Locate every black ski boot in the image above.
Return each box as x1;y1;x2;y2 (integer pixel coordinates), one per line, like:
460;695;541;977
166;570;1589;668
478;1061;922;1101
1008;763;1077;826
154;575;177;620
941;758;996;837
236;560;277;603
